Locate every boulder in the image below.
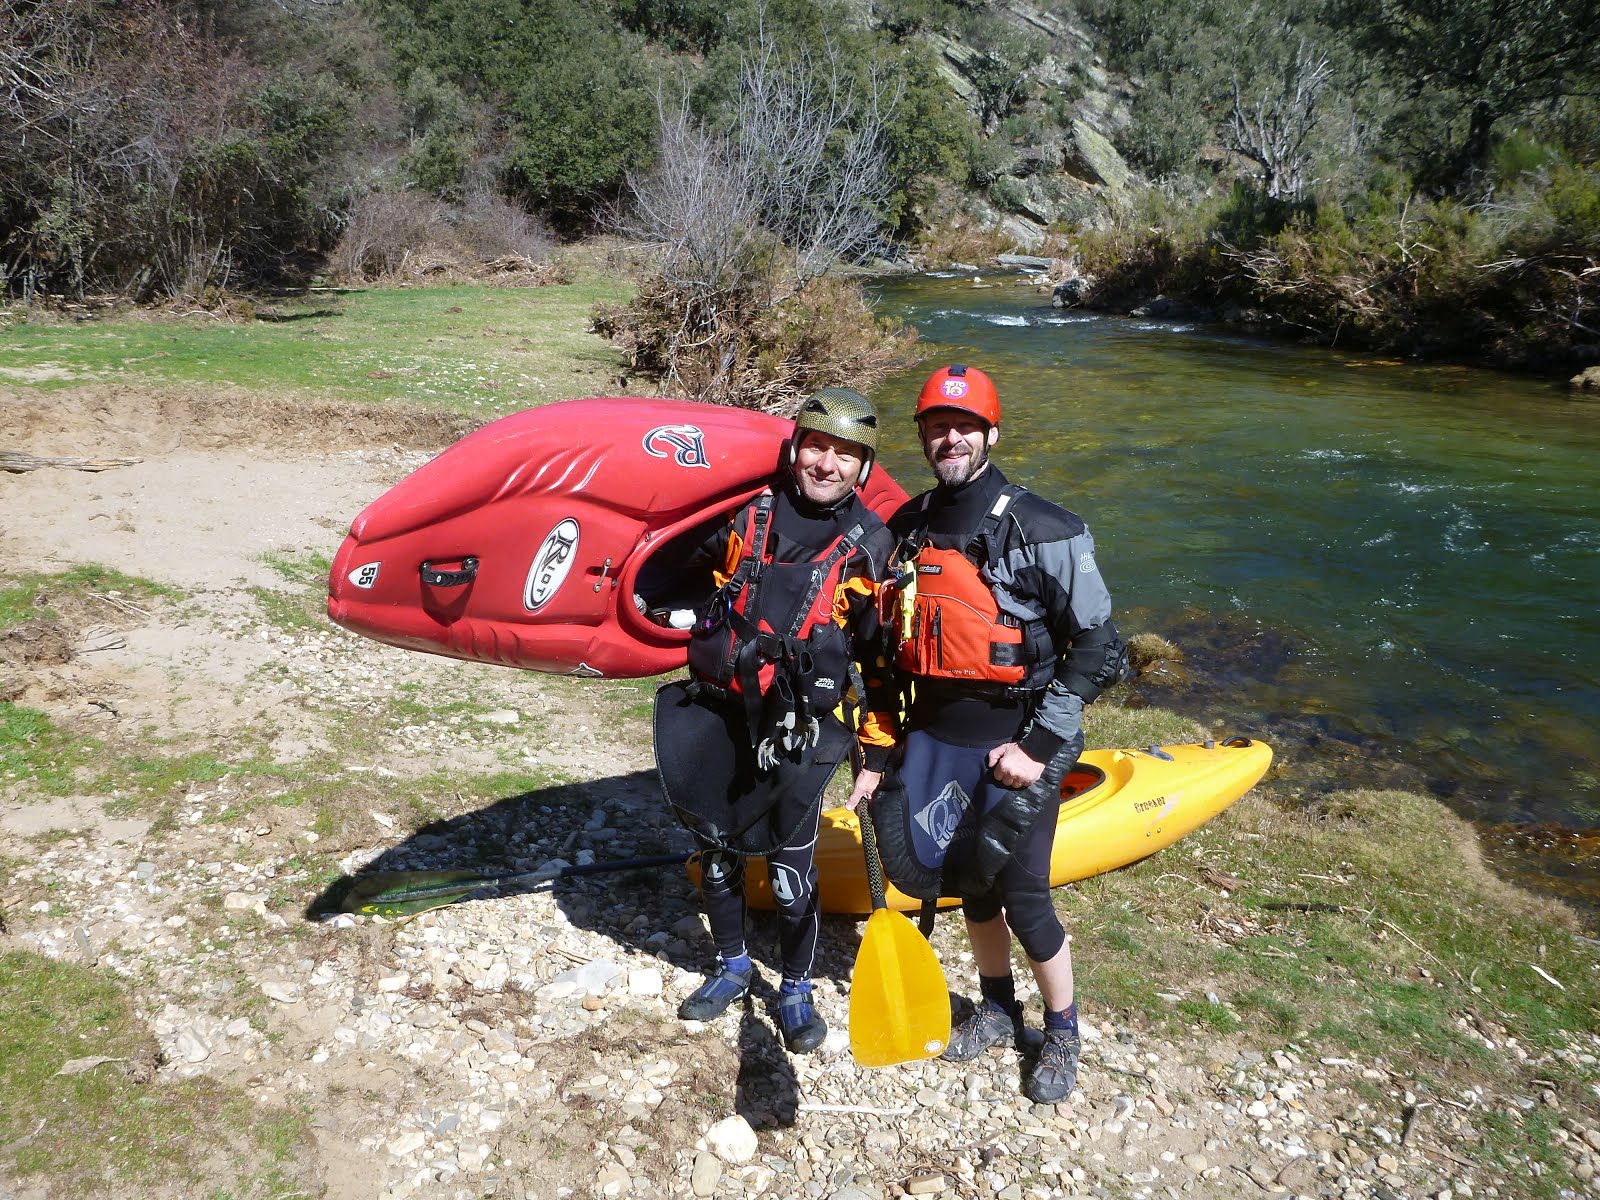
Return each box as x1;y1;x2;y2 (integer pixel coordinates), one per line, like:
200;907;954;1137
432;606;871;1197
998;213;1048;250
1569;365;1600;391
998;253;1056;270
1053;276;1094;307
1067;119;1132;192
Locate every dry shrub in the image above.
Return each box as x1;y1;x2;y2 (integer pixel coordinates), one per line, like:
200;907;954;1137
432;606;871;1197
330;191;451;281
454;189;556;262
914;209;1020;268
329;189;564;286
591;272;918;413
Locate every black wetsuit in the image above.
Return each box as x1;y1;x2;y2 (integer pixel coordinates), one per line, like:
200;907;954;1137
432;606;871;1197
886;465;1124;960
655;477;894;982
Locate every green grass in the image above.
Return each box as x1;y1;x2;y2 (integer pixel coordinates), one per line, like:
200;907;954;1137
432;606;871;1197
0;278;631;416
1082;695;1209;751
0;949;316;1196
1057;784;1599;1195
250;548;337;635
1;701;282;807
0;564;183;631
261;549;333;590
1;702;100;792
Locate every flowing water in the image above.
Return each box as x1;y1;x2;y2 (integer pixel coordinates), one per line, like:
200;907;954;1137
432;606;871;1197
867;273;1600;903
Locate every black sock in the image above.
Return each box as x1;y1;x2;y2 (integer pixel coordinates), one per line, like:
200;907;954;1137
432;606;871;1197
977;973;1016;1009
1043;1000;1079;1036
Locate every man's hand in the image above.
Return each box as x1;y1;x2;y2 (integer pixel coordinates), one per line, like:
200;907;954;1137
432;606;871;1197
987;742;1045;789
844;769;883;811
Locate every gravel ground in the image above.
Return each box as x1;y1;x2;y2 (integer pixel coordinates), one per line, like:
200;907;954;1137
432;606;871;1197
3;396;1598;1200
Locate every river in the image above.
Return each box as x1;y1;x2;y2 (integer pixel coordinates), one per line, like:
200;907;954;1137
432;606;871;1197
867;272;1600;904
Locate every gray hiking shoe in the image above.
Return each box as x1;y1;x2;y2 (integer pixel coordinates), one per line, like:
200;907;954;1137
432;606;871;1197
678;965;754;1021
940;999;1027;1061
1023;1026;1081;1103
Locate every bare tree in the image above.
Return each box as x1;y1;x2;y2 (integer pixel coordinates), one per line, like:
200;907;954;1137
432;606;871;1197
612;27;901;403
1227;38;1335;200
620;92;765;300
733;30;897;279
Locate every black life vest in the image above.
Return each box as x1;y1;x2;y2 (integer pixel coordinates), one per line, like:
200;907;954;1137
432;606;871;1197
891;485;1054;696
686;491;865;756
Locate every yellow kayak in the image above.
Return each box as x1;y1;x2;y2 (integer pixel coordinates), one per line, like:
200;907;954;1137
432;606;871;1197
691;737;1272;914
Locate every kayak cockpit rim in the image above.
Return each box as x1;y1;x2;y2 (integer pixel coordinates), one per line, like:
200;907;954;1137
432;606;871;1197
617;483;767;642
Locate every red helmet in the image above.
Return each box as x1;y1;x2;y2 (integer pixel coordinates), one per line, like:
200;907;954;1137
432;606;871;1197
916;364;1000;427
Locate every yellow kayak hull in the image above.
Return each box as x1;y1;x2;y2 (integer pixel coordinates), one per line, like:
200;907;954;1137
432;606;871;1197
689;737;1272;914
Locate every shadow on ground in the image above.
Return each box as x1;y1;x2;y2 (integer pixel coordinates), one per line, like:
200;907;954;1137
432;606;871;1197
302;768;874;1126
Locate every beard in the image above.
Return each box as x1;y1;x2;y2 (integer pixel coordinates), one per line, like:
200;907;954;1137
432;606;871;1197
929;442;989;488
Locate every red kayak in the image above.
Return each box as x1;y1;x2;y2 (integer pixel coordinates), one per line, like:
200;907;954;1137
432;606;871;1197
327;397;909;678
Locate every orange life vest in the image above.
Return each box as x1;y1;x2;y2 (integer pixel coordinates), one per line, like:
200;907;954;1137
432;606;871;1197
891;486;1053;694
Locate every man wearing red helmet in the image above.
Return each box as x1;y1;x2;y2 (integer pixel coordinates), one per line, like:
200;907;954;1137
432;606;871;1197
863;363;1126;1104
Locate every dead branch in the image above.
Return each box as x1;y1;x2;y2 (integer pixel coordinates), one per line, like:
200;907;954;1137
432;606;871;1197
0;452;143;474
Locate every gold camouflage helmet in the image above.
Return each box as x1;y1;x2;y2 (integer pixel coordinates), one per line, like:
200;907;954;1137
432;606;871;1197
791;387;880;484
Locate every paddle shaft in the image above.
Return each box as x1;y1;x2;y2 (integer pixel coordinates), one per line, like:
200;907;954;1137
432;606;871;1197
859;799;888;912
348;852;689;908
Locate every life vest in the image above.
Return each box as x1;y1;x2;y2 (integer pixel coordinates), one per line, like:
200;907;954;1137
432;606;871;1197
891;485;1054;695
686;491;865;759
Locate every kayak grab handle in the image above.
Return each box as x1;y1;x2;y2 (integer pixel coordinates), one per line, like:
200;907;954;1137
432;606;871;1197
420;557;479;587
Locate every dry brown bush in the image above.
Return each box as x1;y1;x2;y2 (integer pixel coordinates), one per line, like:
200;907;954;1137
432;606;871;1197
592;272;917;413
330;191;452;282
914;211;1020;268
329;189;564;286
454;189;556;262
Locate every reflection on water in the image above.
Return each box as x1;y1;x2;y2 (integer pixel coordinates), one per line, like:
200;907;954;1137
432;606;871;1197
868;275;1600;855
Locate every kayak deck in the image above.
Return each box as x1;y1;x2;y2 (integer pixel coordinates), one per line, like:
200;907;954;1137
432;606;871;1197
690;737;1273;914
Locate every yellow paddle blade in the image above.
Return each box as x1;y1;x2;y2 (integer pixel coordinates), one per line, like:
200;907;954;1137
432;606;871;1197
848;908;951;1068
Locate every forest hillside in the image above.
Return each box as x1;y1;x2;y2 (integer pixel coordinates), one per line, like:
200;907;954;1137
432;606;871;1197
3;0;1596;376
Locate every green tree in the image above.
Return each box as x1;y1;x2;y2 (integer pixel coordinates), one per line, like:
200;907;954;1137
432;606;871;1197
962;20;1047;132
370;0;656;219
1340;0;1600;184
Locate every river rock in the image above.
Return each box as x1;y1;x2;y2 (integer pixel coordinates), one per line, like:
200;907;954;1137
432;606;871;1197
690;1151;722;1195
1569;365;1600;392
1053;276;1094;307
706;1114;758;1164
627;968;664;996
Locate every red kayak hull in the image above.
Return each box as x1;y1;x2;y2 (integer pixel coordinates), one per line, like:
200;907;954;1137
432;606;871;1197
327;397;909;678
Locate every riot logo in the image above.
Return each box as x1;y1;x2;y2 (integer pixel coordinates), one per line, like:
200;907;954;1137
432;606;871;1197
524;518;580;611
643;423;711;469
914;779;971;851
